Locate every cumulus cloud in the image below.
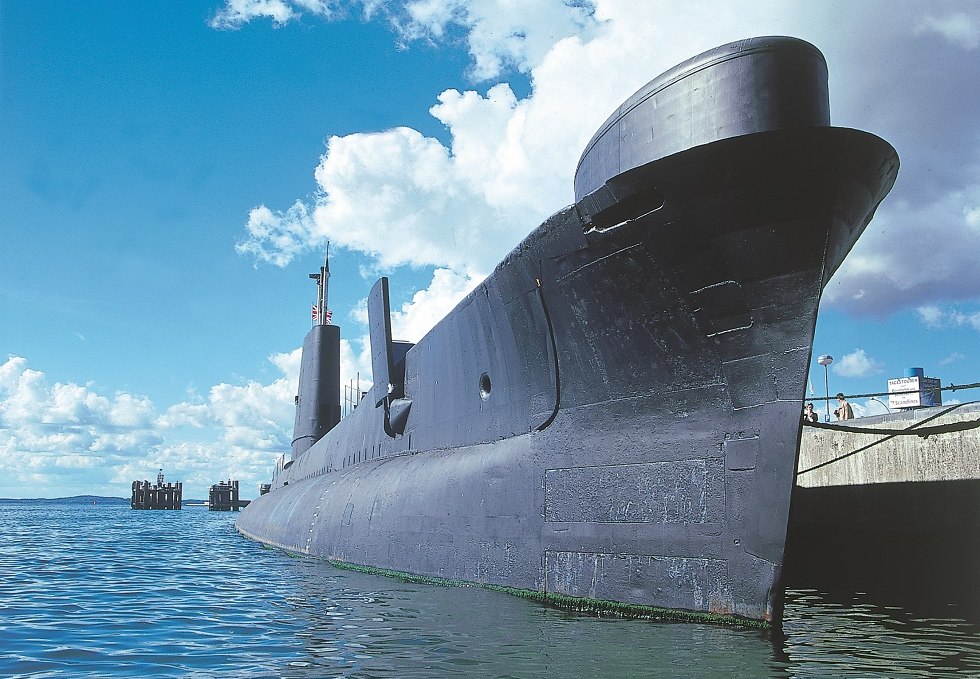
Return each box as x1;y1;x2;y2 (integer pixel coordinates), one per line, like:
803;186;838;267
339;337;373;403
914;12;980;50
235;81;593;277
236;202;316;268
940;352;966;365
209;0;342;30
916;304;980;331
389;267;484;342
818;2;980;316
394;0;600;80
340;268;476;391
822;182;980;315
231;1;742;280
223;0;980;339
213;0;980;448
0;354;298;498
228;1;779;356
210;0;600;80
856;399;889;417
833;349;885;378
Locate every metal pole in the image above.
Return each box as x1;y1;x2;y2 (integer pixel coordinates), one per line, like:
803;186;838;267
824;364;830;421
318;262;324;326
322;242;330;325
817;355;834;422
869;396;891;414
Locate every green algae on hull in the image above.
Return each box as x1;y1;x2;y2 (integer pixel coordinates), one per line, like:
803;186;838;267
325;558;772;630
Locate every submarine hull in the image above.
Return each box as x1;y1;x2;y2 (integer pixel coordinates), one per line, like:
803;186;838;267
238;38;899;625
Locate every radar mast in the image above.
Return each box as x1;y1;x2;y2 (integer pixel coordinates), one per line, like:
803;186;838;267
309;244;330;325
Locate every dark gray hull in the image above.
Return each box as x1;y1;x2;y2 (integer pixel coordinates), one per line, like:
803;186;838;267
238;37;898;625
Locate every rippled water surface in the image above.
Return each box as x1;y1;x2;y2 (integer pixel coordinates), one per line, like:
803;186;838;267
0;501;976;677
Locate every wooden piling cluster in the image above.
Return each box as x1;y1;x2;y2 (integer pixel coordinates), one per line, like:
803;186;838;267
208;479;249;511
131;478;182;510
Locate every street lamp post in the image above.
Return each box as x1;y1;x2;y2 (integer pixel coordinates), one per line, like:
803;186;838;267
817;355;834;422
869;396;891;414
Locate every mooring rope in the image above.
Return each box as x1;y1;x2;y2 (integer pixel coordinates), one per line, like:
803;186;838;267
808;380;980;403
797;403;976;476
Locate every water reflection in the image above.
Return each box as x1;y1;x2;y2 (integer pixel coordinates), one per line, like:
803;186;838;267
1;503;976;678
778;588;978;678
282;561;770;678
281;558;979;678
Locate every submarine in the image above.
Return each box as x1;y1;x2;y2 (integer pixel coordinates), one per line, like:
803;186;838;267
237;36;899;626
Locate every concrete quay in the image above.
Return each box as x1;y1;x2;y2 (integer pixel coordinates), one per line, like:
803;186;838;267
796;402;980;487
784;402;979;604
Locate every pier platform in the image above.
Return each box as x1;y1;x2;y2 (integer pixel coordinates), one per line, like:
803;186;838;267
785;403;980;605
209;479;249;511
131;470;182;510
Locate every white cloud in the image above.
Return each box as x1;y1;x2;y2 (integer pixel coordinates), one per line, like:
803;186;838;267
236;202;316;268
833;349;885;378
857;399;889;417
269;348;302;383
210;0;601;79
916;305;945;327
397;0;600;80
914;12;980;50
966;205;980;229
209;0;332;30
336;267;479;390
229;1;768;343
224;1;980;336
313;126;512;272
230;1;735;278
915;304;980;331
389;267;484;342
339;337;373;403
201;0;980;491
951;311;980;330
940;352;965;366
0;354;297;499
823;182;980;315
156;401;213;429
107;393;155;428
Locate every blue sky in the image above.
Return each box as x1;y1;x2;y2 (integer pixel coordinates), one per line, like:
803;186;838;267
2;1;978;498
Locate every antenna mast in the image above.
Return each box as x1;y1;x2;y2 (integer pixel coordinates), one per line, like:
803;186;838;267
309;243;330;326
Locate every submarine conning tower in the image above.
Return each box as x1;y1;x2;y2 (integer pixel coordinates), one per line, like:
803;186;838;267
291;251;341;460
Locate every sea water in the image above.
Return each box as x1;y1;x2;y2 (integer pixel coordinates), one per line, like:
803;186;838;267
0;500;976;678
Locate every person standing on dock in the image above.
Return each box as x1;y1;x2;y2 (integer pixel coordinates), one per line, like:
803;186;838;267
834;393;853;421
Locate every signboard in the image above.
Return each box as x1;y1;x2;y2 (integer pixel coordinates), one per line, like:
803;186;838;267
920;377;942;406
887;376;942;409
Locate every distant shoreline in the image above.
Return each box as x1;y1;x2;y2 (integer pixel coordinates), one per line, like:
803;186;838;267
0;495;129;503
0;495;219;504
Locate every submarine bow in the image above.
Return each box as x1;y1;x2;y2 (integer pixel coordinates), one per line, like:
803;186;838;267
238;36;899;626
